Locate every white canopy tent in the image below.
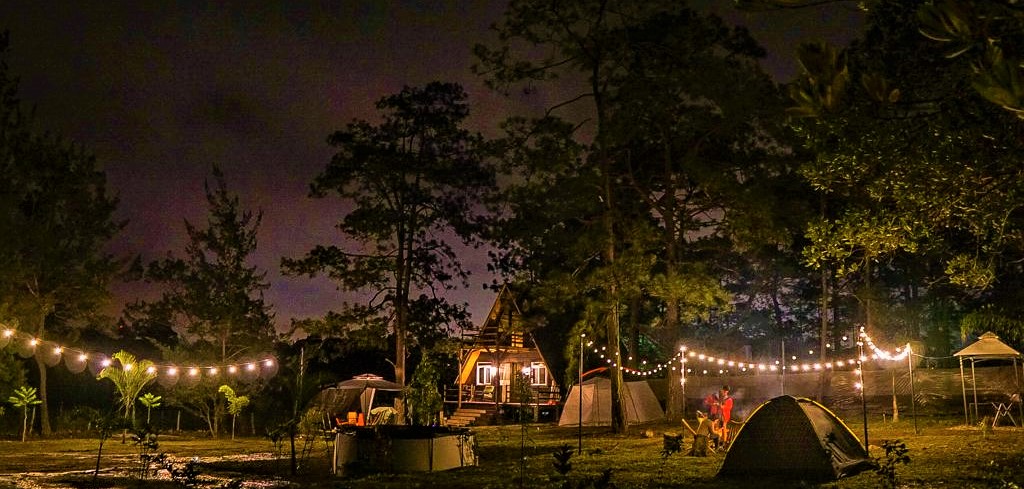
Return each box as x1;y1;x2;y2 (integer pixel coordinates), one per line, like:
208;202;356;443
558;377;664;427
953;332;1023;425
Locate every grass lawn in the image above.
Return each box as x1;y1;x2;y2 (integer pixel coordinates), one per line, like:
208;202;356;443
0;417;1021;488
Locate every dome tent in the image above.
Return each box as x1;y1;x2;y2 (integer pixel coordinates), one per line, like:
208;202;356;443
718;395;874;482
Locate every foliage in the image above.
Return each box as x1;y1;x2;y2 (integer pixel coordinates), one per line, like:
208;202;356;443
218;384;250;440
157;455;202;489
7;385;41;442
552;444;573;476
138;392;162;425
0;348;25;406
130;424;161;480
874;439;911;489
89;410;128;480
780;0;1024;351
282;81;492;387
478;0;801;423
97;350;157;421
404;350;445;426
124;165;275;360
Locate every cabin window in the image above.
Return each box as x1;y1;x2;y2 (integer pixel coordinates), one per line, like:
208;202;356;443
476;362;496;385
529;362;548;385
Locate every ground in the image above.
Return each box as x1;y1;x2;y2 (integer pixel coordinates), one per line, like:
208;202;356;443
0;417;1021;488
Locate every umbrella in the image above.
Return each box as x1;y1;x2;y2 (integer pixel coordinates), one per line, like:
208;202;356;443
335;373;404;414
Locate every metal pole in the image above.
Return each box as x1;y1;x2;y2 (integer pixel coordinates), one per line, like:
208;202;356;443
780;341;786;396
959;357;969;425
907;344;918;434
859;342;869;455
971;359;979;423
680;347;686;418
578;333;585;455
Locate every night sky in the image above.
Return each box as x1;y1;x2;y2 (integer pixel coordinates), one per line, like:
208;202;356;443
0;1;862;333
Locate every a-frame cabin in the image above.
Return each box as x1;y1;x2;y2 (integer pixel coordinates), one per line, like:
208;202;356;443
445;286;560;426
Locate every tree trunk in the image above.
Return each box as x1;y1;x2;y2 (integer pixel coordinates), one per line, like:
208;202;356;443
33;351;51;437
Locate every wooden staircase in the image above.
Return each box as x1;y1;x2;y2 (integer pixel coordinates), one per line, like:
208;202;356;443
446;406;496;427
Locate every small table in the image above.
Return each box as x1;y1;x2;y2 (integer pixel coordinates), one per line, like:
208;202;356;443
992;402;1017;428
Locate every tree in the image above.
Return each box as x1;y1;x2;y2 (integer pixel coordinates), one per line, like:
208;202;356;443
218;385;249;440
128;166;275;436
0;33;122;437
137;392;162;425
477;0;795;425
130;165;275;360
283;82;493;396
97;350;157;424
782;1;1024;350
8;385;41;442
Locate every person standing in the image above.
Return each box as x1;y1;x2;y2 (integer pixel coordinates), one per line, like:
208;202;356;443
704;385;733;444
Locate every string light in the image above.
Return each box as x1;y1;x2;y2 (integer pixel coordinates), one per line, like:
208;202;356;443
612;327;915;378
0;327;276;383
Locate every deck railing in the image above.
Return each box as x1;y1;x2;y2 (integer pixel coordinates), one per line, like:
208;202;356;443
444;384;561;405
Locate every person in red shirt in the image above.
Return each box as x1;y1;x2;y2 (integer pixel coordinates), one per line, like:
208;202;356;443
704;385;733;444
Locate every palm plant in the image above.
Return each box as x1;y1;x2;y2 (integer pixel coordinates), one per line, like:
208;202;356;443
97;351;157;422
137;392;162;425
219;385;250;440
8;386;42;442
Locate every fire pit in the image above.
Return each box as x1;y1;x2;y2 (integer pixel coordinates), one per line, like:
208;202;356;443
333;425;477;475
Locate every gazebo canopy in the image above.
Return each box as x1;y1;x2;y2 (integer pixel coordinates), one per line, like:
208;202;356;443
954;332;1022;359
953;331;1023;426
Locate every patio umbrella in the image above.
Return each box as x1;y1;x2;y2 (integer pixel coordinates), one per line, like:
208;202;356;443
335;373;404;413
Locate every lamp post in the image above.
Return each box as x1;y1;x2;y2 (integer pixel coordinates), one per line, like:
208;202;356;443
578;333;585;455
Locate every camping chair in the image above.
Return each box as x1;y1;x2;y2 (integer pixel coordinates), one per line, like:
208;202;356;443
993;394;1019;428
368;406;397;425
482;384;495;401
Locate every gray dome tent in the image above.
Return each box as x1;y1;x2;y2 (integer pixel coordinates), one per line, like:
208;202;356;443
718;395;874;482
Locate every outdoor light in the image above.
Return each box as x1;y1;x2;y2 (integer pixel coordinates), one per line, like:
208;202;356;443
521;366;531;375
123;363;133;371
189;367;199;376
101;358;112;367
53;346;62;355
78;353;87;362
246;363;256;371
29;338;39;346
167;367;178;376
264;359;274;367
228;365;238;374
208;368;218;375
2;330;12;337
